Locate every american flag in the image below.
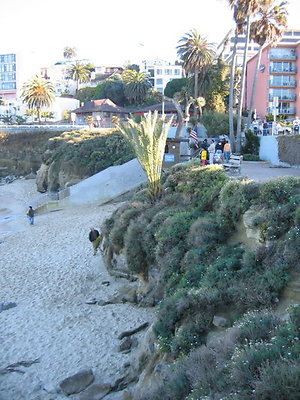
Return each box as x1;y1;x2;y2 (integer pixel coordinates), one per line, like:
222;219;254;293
189;129;199;148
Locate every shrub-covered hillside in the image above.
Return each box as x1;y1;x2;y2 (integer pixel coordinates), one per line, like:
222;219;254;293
42;129;134;176
102;161;300;399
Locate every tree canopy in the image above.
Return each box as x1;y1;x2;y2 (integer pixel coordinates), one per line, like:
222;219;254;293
21;75;55;123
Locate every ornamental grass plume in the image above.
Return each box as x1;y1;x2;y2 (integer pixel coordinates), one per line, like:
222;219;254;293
115;111;173;203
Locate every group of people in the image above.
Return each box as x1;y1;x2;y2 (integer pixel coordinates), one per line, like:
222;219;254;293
198;138;231;166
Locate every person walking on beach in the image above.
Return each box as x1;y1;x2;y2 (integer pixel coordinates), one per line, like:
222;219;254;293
27;206;35;225
89;227;102;255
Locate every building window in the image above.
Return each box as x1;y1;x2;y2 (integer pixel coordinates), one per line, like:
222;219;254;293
174;69;181;75
156;78;163;85
156;69;162;75
165;69;172;75
1;82;16;90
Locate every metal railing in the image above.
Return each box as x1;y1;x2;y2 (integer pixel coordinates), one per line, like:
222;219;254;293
269;81;297;87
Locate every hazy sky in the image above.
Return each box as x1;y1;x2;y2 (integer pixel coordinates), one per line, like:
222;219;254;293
1;0;299;67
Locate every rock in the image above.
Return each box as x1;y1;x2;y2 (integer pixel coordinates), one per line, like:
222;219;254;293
42;382;59;394
104;389;132;400
118;337;133;352
36;164;49;193
0;302;17;312
24;171;36;180
59;368;94;395
85;298;98;305
212;315;228;328
78;382;111;400
118;322;149;340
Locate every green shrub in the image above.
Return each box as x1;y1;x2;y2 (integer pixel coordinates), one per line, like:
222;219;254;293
254;360;300;400
230;342;281;388
155;210;194;256
259;177;300;208
288;304;300;331
124;218;148;277
188;214;228;250
241;130;260;155
235;310;281;343
242;153;261;161
171;319;207;355
283;226;300;266
201;111;240;136
219;180;253;223
109;202;147;253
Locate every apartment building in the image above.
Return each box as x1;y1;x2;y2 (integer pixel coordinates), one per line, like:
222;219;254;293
0;53;17;102
246;37;300;120
223;29;300;67
140;59;183;93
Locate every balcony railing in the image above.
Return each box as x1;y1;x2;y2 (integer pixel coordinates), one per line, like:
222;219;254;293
269;94;297;101
267;107;296;115
269;53;297;60
269;80;297;88
269;66;297;73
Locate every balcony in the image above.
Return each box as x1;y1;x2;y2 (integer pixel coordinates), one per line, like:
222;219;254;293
269;93;297;101
269;53;297;60
269;80;297;88
269;66;297;73
267;107;296;115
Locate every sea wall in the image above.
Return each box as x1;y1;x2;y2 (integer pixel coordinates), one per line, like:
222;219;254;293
259;135;300;166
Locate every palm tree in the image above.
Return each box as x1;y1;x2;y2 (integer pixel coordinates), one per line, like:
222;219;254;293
21;75;55;123
228;0;273;152
177;29;215;104
63;46;77;60
246;1;287;128
122;69;151;104
68;62;91;91
115;111;173;203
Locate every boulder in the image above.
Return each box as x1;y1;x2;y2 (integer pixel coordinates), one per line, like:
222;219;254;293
36;164;49;193
212;315;228;328
59;368;94;395
78;381;111;400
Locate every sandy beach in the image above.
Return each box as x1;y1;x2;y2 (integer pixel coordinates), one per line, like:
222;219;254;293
0;179;156;400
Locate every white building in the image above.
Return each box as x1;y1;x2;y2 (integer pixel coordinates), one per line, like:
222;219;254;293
40;58;91;96
140;59;183;93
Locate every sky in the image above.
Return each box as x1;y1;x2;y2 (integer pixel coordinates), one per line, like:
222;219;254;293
0;0;299;69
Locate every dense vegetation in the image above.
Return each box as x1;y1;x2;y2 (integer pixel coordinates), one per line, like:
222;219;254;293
102;162;300;399
42;129;134;175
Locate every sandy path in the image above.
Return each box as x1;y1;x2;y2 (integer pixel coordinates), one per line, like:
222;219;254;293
0;180;156;400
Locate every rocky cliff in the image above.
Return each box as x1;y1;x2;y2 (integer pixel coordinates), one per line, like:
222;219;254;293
98;163;300;399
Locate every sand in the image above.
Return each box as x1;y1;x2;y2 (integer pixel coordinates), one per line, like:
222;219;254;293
0;179;156;400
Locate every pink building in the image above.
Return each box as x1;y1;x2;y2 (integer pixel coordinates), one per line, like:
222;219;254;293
246;41;300;120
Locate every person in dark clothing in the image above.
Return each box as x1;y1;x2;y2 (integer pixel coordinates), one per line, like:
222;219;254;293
215;140;223;152
89;227;102;255
200;139;209;150
27;206;35;225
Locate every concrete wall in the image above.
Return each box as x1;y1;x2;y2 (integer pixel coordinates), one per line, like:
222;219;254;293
259;135;290;166
63;158;147;205
0;125;87;134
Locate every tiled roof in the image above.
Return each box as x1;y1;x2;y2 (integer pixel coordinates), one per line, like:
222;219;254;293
73;99;129;114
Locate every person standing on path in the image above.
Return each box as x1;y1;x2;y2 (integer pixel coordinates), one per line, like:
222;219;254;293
27;206;35;225
223;140;231;162
89;227;102;255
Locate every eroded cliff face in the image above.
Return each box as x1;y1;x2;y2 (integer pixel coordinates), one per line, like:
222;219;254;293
36;161;89;193
0;149;42;178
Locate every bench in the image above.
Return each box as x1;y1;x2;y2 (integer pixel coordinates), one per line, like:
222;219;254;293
223;155;243;174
